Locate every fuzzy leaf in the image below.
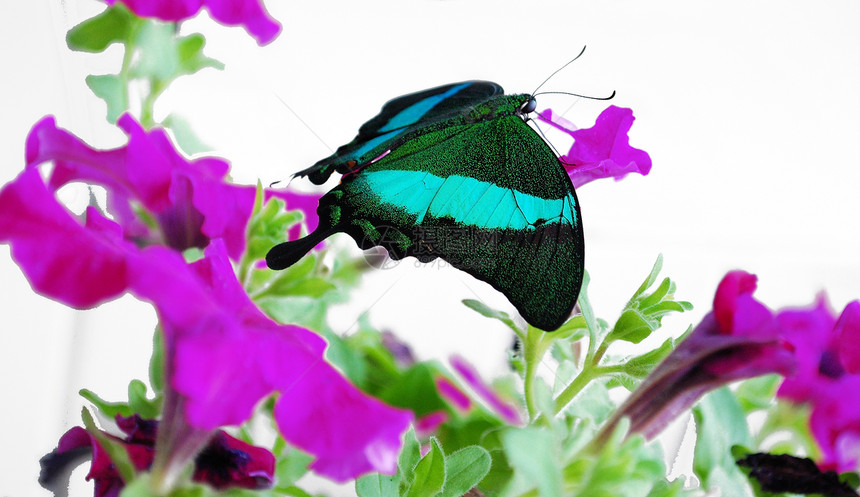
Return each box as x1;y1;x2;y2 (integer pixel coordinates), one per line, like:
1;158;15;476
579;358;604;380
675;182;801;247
356;473;400;497
438;446;491;497
462;299;521;335
502;428;562;497
405;438;445;497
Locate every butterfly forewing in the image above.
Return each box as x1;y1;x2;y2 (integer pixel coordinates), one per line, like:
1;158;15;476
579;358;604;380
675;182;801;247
295;81;504;185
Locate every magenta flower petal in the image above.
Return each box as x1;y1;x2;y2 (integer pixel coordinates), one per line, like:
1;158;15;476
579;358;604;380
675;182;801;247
158;242;411;481
24;115;256;259
0;169;133;308
415;411;449;436
837;301;860;374
435;376;472;411
808;376;860;472
205;0;281;45
273;359;413;482
450;356;522;425
775;297;838;403
107;0;203;20
105;0;281;45
538;106;652;188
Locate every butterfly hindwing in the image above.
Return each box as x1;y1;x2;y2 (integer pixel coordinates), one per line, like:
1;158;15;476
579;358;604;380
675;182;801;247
295;81;504;185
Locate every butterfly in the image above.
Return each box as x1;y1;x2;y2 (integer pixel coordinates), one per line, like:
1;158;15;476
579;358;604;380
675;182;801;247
266;81;583;331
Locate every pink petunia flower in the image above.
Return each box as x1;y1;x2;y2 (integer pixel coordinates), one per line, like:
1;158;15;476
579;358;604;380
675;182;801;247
537;105;652;188
1;118;410;482
23;114;318;265
40;415;275;497
777;299;860;472
600;271;795;441
105;0;281;45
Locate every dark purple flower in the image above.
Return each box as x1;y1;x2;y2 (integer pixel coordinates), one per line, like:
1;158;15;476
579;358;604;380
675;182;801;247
105;0;281;45
42;415;274;497
600;271;795;441
537;105;652;188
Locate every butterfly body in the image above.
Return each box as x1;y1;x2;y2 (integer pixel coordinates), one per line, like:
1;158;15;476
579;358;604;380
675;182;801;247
269;81;583;331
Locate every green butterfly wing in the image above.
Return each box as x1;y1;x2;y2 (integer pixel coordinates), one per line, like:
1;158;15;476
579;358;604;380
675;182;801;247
272;94;583;330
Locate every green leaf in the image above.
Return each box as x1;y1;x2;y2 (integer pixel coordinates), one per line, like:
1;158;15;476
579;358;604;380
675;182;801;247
502;428;562;497
66;4;138;53
379;363;447;417
398;428;422;488
609;309;654;344
175;33;224;75
620;328;689;382
162;114;212;155
86;74;128;123
438;446;491;497
274;446;313;487
82;408;136;483
132;23;223;86
149;327;165;394
127;380;159;419
631;254;664;302
604;256;691;345
461;299;522;335
80;388;133;418
692;387;754;496
735;375;781;413
404;438;445;497
356;473;400;497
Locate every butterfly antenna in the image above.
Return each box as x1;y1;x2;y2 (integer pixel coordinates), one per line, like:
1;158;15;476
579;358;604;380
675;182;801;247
530;45;588;96
534;89;616;101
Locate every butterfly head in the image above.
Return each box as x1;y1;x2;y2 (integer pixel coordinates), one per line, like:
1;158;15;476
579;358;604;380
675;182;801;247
520;96;538;115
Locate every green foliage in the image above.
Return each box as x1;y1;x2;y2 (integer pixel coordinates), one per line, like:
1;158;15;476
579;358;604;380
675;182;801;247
66;3;140;52
356;429;490;497
605;255;692;345
692;387;755;497
66;3;222;128
80;378;160;420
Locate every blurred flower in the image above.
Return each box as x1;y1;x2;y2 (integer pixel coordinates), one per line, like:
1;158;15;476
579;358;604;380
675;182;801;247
602;271;795;440
435;375;472;412
537;105;652;188
106;0;281;45
450;355;522;425
777;299;860;472
837;301;860;374
40;415;274;497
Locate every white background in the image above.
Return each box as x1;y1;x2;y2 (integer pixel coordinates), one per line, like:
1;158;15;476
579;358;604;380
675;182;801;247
2;1;859;496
